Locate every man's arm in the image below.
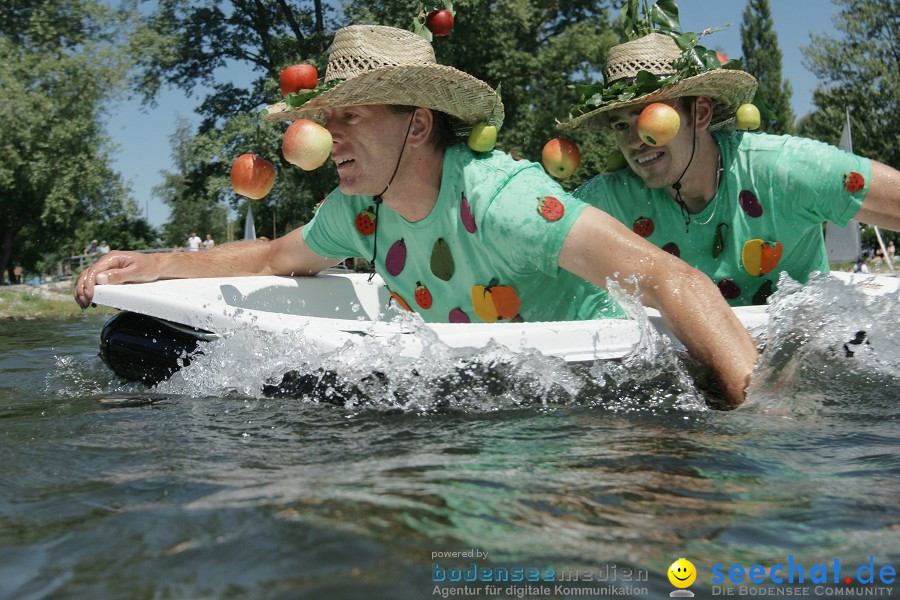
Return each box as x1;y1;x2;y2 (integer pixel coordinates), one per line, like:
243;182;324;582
855;160;900;231
75;225;340;308
559;206;758;408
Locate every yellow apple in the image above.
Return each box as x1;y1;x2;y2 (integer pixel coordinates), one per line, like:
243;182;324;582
736;103;761;131
541;137;581;179
230;153;276;199
468;122;497;153
636;102;681;146
282;118;332;170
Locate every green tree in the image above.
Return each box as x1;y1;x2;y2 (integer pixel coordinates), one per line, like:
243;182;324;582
797;0;899;170
0;0;155;282
739;0;795;134
155;119;229;247
131;0;340;240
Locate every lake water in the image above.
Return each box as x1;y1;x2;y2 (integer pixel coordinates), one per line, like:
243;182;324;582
1;275;897;599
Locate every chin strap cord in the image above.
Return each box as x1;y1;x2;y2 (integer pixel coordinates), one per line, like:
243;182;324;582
367;113;416;283
672;101;699;233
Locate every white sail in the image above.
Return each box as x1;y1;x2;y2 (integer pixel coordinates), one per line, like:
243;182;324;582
244;205;257;240
825;107;861;263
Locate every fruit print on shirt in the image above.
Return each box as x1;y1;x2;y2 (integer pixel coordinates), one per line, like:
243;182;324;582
385;239;407;276
662;242;680;257
738;190;763;218
632;216;654;237
741;239;783;276
390;291;412;312
537;196;565;221
460;192;477;233
414;282;433;310
843;171;864;193
430;238;455;281
355;206;376;236
471;279;521;322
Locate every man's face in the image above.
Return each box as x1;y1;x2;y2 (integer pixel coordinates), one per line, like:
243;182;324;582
321;105;415;197
608;99;695;189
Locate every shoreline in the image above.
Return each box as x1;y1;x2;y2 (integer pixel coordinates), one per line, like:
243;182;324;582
0;280;117;320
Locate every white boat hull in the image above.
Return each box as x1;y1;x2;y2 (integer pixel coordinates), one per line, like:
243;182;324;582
90;271;896;379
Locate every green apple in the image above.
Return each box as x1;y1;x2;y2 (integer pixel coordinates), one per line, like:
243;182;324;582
736;103;761;131
636;102;681;147
282;118;332;170
541;137;581;179
605;149;627;172
468;122;497;153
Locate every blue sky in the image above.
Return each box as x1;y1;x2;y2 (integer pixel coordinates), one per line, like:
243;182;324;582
106;1;843;229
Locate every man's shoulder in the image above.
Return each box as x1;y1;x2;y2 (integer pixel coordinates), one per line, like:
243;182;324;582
448;143;538;176
718;129;836;156
446;143;552;200
574;168;644;205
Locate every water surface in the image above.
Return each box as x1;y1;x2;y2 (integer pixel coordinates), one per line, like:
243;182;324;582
1;275;897;599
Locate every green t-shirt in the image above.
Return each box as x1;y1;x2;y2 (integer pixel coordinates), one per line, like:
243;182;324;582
575;131;870;306
303;144;625;323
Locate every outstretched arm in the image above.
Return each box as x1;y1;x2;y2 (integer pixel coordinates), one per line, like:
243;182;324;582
855;160;900;231
559;206;758;408
75;225;340;308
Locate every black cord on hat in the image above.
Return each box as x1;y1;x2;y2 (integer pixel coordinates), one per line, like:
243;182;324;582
367;112;416;283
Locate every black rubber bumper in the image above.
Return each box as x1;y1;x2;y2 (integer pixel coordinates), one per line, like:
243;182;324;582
99;311;214;384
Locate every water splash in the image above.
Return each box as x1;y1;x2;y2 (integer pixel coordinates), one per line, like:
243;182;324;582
747;272;899;412
148;293;702;413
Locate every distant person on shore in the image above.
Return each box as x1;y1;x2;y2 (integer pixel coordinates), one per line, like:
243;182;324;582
187;233;202;252
888;240;896;263
84;240;99;256
203;234;215;250
870;248;884;266
98;241;110;255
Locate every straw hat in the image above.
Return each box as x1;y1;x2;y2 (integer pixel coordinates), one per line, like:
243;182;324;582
262;25;504;130
560;33;757;131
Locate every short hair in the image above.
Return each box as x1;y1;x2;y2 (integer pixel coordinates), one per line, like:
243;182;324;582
387;105;459;150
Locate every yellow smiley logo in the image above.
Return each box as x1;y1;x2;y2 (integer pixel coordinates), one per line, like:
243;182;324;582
668;558;697;588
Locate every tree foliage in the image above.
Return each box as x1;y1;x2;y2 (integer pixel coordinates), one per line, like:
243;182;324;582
797;0;900;170
739;0;794;134
132;0;340;243
0;0;156;282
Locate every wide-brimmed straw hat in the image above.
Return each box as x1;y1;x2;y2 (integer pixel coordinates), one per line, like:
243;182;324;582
560;33;757;131
262;25;504;131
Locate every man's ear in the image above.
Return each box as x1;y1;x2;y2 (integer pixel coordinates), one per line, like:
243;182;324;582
408;108;433;147
695;96;715;130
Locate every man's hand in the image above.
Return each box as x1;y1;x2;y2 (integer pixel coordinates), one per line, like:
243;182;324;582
560;206;758;408
74;251;162;308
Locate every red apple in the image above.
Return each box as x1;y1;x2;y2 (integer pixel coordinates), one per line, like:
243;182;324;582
715;51;728;65
636;102;681;147
279;64;318;96
426;9;454;36
541;137;581;179
230;154;276;199
282;118;332;171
